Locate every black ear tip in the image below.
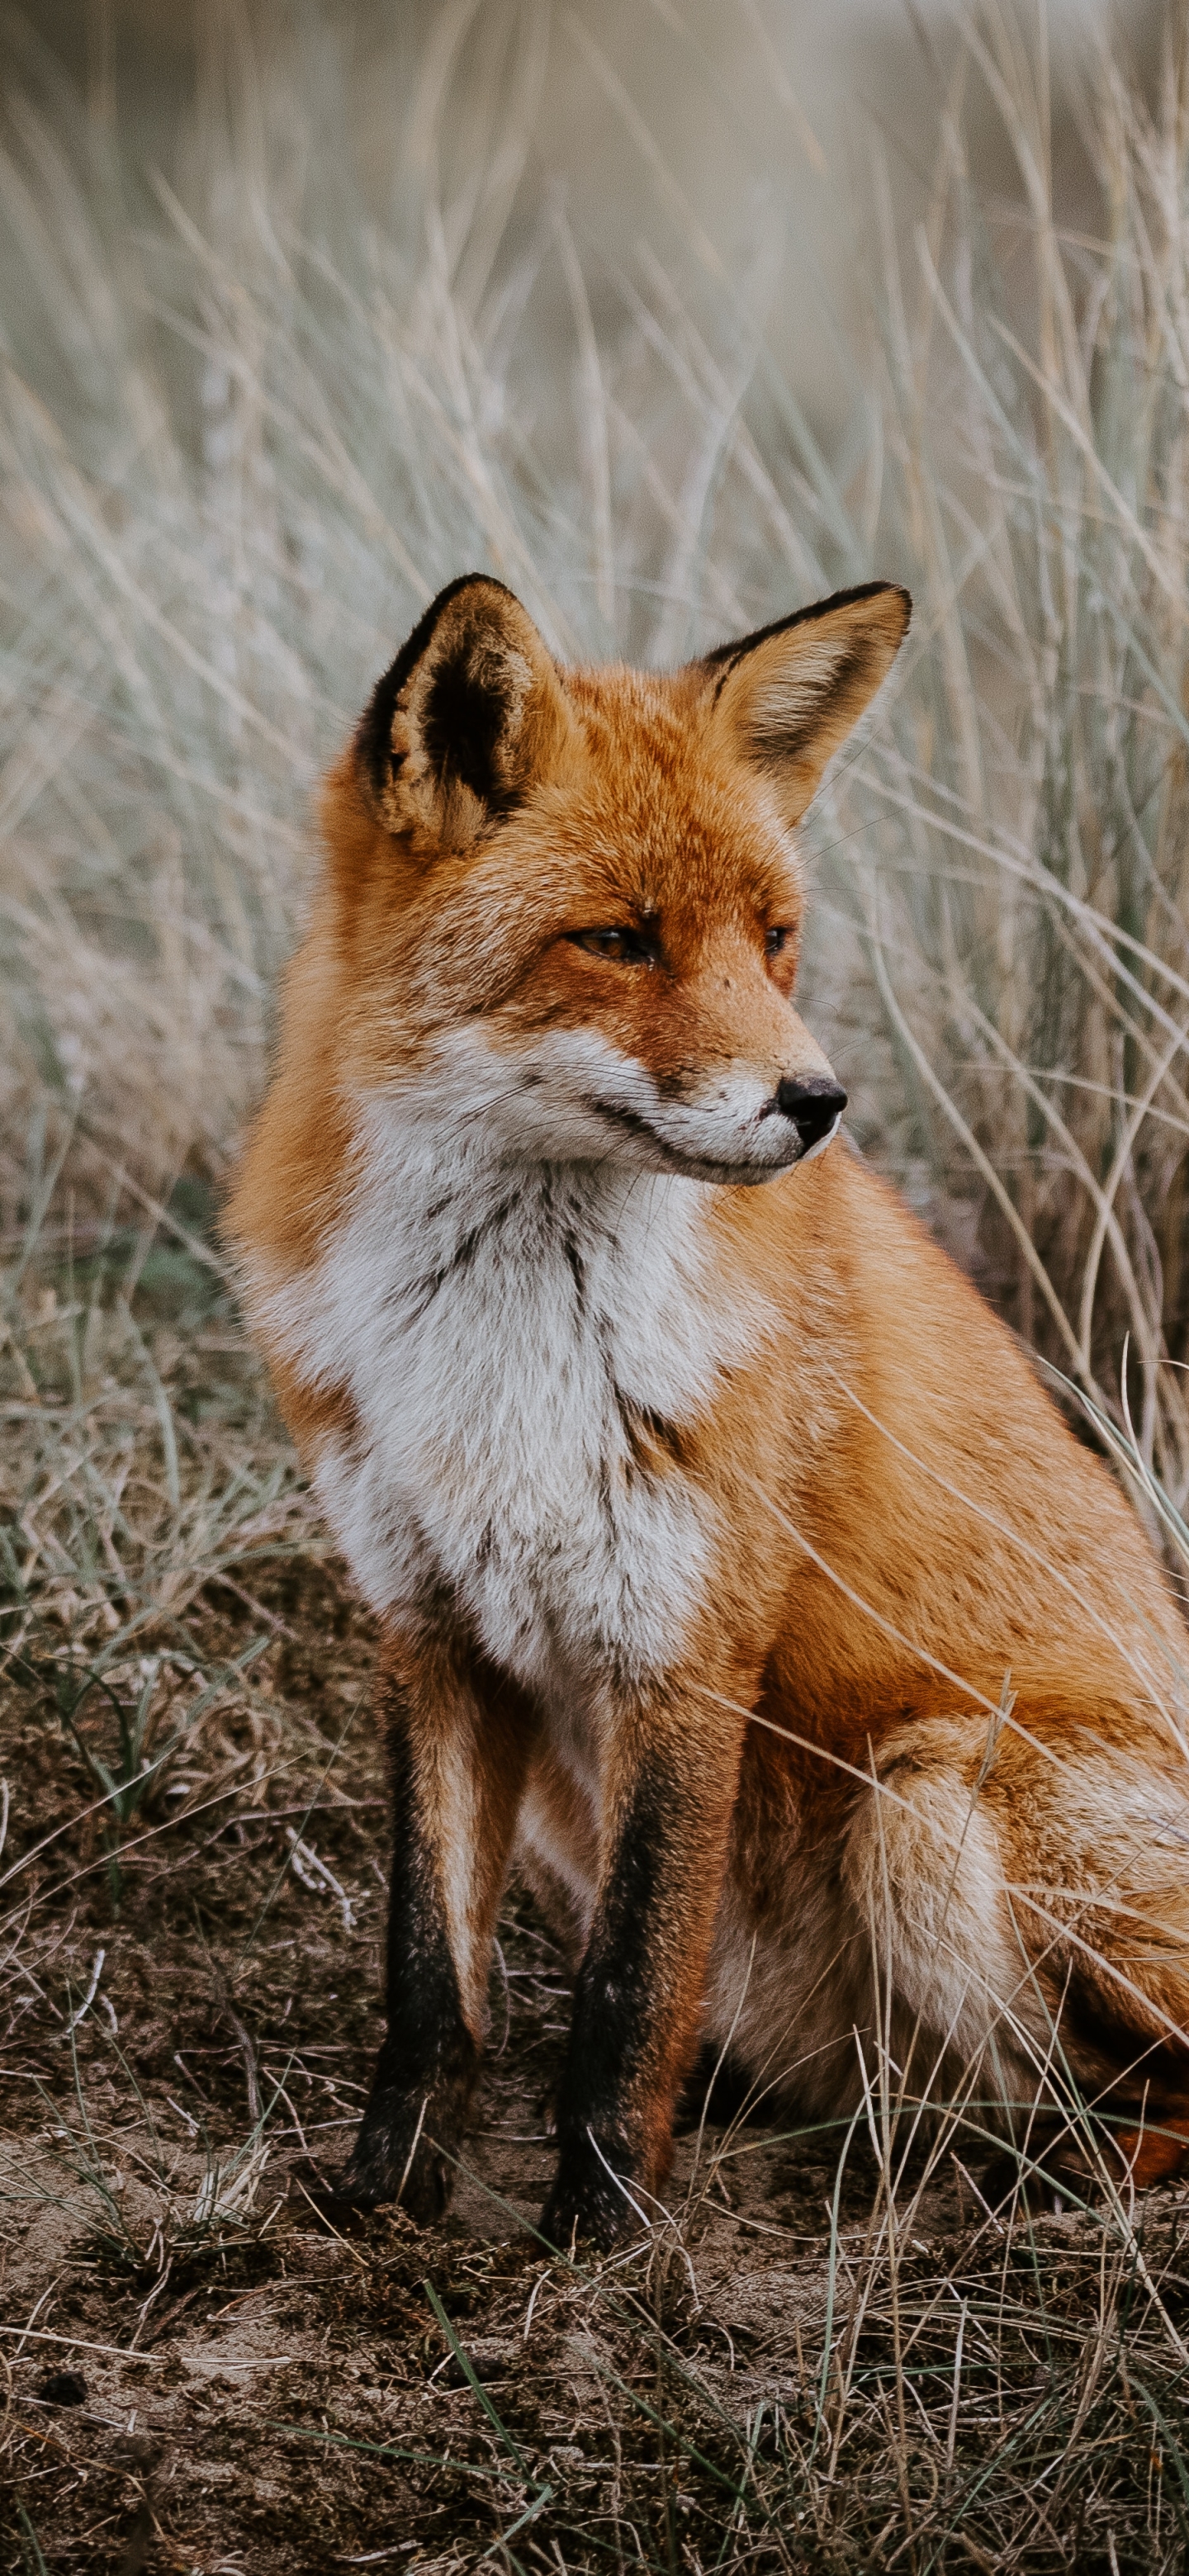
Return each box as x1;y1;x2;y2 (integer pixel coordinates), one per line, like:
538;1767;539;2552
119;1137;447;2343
354;574;544;817
834;576;912;636
701;576;913;675
355;575;504;798
871;580;912;647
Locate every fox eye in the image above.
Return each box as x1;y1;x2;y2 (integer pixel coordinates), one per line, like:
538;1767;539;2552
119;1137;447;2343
765;926;792;958
569;926;656;965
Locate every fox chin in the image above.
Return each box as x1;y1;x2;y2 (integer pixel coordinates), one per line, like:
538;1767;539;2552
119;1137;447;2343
230;571;1189;2250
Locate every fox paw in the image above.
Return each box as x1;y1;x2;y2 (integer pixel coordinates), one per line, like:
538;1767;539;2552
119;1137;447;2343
541;2135;650;2254
336;2091;457;2225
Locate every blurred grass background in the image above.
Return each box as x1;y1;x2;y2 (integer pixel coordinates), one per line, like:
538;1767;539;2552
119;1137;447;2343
2;0;1187;1493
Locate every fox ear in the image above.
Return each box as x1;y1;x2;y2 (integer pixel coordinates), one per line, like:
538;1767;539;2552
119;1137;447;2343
700;581;910;826
356;575;575;847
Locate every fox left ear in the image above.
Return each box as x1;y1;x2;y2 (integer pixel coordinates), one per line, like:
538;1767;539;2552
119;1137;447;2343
699;580;910;826
356;575;576;851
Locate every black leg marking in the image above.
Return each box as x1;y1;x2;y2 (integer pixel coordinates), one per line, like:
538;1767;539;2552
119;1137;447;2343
542;1763;681;2251
339;1713;476;2222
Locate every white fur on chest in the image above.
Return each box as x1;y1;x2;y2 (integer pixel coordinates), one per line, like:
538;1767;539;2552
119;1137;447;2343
259;1098;762;1702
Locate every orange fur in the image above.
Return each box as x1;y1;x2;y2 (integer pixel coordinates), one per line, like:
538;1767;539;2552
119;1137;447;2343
230;575;1189;2239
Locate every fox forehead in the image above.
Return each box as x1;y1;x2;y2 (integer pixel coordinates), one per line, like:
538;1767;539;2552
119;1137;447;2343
544;665;804;917
339;662;803;978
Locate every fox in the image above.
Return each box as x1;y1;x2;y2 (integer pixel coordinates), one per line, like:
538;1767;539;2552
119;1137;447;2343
229;571;1189;2249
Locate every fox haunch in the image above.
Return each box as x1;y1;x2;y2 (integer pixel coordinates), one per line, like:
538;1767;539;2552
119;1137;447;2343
230;574;1189;2247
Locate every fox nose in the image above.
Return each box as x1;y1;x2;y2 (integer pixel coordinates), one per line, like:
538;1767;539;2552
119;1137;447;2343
773;1076;848;1152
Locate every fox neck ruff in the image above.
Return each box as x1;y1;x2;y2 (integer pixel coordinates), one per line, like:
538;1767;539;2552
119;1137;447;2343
255;1090;771;1704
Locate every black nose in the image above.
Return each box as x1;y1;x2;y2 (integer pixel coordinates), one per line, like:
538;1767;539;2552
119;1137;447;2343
774;1076;847;1152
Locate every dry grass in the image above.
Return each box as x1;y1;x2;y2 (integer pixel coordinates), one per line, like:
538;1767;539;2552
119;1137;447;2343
819;11;1189;1516
4;3;1189;2569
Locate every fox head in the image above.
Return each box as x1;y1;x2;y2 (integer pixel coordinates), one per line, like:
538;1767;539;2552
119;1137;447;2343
323;573;910;1186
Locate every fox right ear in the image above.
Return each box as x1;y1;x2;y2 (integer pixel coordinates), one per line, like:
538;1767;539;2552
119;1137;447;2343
356;575;576;850
700;580;910;826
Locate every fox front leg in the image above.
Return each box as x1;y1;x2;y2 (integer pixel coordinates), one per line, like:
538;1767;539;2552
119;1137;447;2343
542;1696;747;2252
339;1631;534;2221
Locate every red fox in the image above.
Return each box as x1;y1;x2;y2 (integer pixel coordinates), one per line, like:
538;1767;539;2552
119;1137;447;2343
230;574;1189;2247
